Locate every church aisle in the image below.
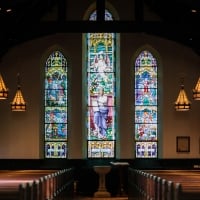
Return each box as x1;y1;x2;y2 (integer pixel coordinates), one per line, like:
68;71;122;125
73;196;128;200
68;192;128;200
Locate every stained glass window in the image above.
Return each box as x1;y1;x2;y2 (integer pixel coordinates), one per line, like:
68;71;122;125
44;51;68;158
135;50;158;158
87;10;116;158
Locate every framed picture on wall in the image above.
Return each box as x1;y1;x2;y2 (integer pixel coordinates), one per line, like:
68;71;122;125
176;136;190;152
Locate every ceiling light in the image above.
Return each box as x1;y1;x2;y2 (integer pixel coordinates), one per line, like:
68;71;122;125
0;73;8;99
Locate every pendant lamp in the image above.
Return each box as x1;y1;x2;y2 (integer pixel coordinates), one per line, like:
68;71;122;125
11;73;26;111
192;77;200;100
174;83;191;111
0;73;8;99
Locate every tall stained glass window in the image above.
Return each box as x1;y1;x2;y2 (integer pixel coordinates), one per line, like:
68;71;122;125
135;50;158;158
44;51;68;158
87;10;116;158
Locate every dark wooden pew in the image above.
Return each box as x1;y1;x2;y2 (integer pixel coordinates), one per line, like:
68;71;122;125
0;168;75;200
0;169;56;200
128;169;200;200
144;170;200;200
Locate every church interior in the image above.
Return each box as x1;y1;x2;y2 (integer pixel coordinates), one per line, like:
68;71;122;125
0;0;200;199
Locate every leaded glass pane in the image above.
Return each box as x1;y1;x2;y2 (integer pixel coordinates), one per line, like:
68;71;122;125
87;10;116;158
135;124;157;141
88;72;115;98
87;105;115;140
135;106;157;123
135;50;158;158
45;107;67;123
88;141;115;158
89;10;113;21
135;88;157;105
45;123;67;140
45;141;67;158
135;142;157;158
44;51;68;158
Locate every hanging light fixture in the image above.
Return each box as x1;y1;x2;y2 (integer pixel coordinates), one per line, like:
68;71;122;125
11;73;26;111
174;80;191;111
192;77;200;100
0;73;8;99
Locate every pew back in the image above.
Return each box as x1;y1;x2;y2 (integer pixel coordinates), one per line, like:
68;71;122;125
0;168;75;200
128;168;200;200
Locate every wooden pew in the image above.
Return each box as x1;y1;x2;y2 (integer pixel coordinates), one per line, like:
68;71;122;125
128;169;200;200
0;168;75;200
0;169;56;200
148;170;200;200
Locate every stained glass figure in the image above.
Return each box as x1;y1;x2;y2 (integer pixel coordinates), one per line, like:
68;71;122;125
87;10;116;158
44;51;68;158
135;51;158;158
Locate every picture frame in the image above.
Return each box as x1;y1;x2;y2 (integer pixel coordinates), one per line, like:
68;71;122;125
176;136;190;152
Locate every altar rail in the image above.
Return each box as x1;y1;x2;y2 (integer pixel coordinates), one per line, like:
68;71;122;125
0;168;74;200
128;168;200;200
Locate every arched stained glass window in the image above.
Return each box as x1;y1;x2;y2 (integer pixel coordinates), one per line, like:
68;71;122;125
89;9;113;21
44;51;68;158
86;10;116;158
134;50;158;158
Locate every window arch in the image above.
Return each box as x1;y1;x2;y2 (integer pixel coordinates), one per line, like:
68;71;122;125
134;50;158;158
44;50;68;158
86;9;117;158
